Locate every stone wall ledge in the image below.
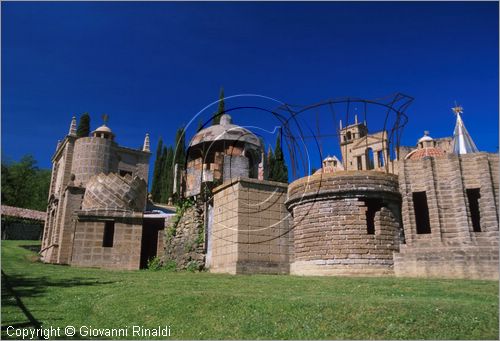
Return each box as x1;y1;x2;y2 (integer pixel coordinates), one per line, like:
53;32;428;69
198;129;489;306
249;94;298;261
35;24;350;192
213;177;288;194
290;260;394;276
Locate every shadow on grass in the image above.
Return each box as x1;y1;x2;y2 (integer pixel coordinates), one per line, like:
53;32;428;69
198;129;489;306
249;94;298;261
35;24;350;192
20;244;41;253
1;270;114;339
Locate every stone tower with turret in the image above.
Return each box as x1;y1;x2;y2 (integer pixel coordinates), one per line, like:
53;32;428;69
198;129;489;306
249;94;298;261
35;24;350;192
41;116;151;265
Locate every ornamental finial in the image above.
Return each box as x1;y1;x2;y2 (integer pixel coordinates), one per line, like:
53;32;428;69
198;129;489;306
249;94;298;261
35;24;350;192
452;102;463;115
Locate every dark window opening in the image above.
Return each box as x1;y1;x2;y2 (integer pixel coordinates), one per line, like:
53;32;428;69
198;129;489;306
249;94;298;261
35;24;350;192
364;198;383;234
102;221;115;247
247;151;257;179
119;170;133;177
466;188;481;232
377;150;385;167
412;192;431;234
366;148;374;170
346;131;352;140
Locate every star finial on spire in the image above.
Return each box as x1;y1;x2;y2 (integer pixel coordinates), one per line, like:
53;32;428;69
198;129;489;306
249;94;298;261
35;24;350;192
452;102;463;116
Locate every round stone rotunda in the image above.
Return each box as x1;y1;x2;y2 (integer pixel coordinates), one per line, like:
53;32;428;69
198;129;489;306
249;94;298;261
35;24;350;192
286;170;402;276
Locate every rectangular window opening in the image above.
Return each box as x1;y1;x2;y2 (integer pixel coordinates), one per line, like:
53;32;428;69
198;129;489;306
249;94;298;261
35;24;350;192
119;170;133;177
377;150;385;167
466;188;481;232
102;221;115;247
364;198;383;235
412;191;431;234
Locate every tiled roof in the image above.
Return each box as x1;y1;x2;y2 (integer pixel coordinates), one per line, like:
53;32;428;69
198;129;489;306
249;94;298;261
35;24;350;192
406;147;445;160
1;205;46;222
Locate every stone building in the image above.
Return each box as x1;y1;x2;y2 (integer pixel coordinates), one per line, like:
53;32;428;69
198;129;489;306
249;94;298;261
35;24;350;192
210;177;291;274
313;155;344;174
339;115;393;173
1;205;46;240
395;111;498;279
165;114;290;273
42;105;498;279
201;106;497;279
40;117;169;269
286;171;401;276
184;114;265;197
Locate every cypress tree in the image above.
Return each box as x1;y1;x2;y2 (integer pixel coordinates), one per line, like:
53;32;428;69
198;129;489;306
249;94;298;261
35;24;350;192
160;147;174;203
76;113;91;137
197;119;204;132
174;127;186;165
173;127;186;199
212;87;225;125
157;146;167;203
267;145;274;181
272;134;288;183
150;137;163;202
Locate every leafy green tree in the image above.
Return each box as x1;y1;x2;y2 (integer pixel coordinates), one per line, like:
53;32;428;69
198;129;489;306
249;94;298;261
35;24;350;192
150;137;164;202
212;87;225;125
1;155;51;211
76;113;91;137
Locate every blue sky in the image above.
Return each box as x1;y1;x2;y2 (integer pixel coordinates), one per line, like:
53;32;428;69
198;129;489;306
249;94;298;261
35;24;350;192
2;2;498;177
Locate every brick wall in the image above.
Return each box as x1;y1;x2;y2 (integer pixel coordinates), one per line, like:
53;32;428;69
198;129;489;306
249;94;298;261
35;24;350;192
286;171;401;276
211;177;291;274
72;137;115;186
396;152;499;279
55;186;85;264
41;137;77;263
71;211;143;270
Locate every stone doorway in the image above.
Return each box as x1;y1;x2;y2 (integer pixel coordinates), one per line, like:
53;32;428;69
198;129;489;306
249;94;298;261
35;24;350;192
140;218;165;269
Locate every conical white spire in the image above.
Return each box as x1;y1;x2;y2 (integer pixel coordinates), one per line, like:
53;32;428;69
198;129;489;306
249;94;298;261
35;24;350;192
451;105;478;154
69;116;77;136
143;133;150;152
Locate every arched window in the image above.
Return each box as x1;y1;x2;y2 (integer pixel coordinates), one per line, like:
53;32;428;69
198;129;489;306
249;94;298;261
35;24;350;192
346;131;352;140
377;150;385;167
366;148;374;170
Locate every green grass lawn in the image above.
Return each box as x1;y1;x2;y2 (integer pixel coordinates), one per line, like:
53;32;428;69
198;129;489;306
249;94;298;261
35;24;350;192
1;240;498;340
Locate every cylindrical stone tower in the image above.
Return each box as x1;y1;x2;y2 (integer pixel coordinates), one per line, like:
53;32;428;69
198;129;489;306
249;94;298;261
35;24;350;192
286;171;401;276
71;124;117;185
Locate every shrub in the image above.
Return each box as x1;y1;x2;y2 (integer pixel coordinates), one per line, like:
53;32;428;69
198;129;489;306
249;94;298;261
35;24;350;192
163;260;177;272
147;256;162;271
186;260;200;272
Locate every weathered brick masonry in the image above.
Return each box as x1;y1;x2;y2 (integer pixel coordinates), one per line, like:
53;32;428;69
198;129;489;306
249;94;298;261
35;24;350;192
396;152;499;279
286;171;401;276
210;177;291;274
41;118;153;269
71;210;144;270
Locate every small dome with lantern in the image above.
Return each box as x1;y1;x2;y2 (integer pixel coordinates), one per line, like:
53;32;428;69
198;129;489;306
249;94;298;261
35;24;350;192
405;131;445;160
